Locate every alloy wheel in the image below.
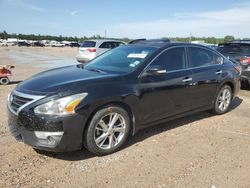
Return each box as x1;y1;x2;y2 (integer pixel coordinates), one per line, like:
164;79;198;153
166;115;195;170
94;112;126;150
217;88;231;111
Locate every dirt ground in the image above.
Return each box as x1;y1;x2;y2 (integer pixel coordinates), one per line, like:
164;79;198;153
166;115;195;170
0;46;250;188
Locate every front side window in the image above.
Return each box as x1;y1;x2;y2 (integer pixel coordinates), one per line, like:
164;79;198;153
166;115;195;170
189;47;223;68
151;47;187;72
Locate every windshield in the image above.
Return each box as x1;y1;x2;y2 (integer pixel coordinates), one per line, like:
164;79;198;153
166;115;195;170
85;46;157;74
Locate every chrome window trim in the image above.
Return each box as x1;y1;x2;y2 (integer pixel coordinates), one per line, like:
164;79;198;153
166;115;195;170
8;90;45;115
139;45;224;77
139;46;188;77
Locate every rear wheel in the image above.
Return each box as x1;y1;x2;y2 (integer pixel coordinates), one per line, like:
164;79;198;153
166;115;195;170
241;79;250;88
213;85;232;114
84;106;130;155
0;77;10;85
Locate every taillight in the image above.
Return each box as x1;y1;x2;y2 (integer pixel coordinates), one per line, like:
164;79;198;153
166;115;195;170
87;48;96;53
240;57;250;64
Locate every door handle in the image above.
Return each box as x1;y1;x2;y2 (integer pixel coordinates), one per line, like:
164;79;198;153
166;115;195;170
215;70;223;75
182;77;192;82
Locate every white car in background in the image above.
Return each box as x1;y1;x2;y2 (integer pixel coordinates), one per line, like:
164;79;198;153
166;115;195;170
0;42;8;46
51;41;65;47
76;39;125;62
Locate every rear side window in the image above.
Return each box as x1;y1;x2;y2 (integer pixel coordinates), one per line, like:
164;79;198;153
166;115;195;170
99;42;108;48
114;42;125;47
80;41;96;47
189;47;223;68
152;47;187;72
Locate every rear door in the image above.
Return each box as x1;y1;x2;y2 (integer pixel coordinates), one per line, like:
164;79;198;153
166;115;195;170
97;42;113;56
97;41;124;56
187;46;225;109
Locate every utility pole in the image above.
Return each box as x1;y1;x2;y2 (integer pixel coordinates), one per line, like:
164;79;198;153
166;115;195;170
104;30;107;39
189;32;192;42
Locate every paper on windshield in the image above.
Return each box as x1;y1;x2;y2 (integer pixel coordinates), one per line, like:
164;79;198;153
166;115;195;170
127;53;148;59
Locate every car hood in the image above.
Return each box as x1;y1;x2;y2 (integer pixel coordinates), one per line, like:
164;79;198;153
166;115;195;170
16;65;119;94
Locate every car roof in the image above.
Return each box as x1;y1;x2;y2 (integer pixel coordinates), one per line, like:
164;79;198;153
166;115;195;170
127;41;213;50
84;39;124;43
230;40;250;44
219;42;250;46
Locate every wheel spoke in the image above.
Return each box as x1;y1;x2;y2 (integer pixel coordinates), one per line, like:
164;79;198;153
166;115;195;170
108;135;114;149
113;126;125;133
96;127;105;131
99;136;108;147
113;134;118;144
110;113;119;126
218;102;223;110
222;90;227;99
225;92;231;100
96;133;108;144
98;120;108;131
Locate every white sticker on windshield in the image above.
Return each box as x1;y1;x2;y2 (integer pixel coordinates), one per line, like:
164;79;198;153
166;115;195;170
129;60;141;67
127;53;147;59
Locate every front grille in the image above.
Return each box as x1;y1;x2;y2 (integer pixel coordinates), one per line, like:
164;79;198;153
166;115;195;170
8;90;45;115
10;95;33;113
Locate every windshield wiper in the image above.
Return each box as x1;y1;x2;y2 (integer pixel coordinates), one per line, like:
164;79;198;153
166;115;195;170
228;51;240;54
86;67;107;74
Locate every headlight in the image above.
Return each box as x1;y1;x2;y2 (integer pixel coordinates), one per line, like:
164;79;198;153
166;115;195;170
34;93;88;115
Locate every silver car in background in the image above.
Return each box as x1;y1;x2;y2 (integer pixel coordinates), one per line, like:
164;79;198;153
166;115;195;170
76;39;125;62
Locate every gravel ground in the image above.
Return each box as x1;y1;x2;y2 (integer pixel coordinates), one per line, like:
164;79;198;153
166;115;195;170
0;46;250;188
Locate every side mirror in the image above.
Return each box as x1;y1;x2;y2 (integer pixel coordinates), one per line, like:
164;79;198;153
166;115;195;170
144;66;166;76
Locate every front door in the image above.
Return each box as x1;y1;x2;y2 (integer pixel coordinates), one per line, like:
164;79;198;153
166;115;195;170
138;47;194;125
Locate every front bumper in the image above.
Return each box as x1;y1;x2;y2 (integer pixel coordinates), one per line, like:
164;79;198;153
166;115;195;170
7;107;88;152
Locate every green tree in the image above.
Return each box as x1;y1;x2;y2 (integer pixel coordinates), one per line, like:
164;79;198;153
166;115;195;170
223;35;235;43
2;30;8;39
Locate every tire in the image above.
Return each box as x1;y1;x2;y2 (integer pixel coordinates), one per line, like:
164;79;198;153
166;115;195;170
213;85;232;115
0;77;10;85
84;106;130;155
241;80;250;89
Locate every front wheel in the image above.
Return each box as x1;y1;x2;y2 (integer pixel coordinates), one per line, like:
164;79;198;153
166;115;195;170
213;85;232;115
84;106;130;155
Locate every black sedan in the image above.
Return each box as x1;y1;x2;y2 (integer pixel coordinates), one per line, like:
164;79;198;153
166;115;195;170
7;41;241;155
218;40;250;87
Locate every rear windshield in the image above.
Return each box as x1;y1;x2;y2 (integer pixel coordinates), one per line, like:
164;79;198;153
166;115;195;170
218;43;250;54
80;41;96;47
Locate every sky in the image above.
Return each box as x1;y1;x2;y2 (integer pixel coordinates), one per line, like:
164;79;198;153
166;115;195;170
0;0;250;39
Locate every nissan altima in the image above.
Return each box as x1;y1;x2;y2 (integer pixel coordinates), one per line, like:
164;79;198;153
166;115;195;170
7;41;241;155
